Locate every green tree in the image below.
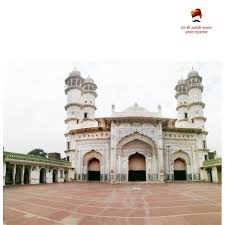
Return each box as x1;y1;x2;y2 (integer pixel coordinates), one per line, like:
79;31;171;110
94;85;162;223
28;149;47;157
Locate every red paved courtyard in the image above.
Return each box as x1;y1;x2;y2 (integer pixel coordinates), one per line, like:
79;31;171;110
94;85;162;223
3;182;221;225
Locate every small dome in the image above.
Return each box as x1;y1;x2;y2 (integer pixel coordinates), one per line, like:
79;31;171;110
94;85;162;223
188;69;199;78
84;75;94;83
69;69;81;77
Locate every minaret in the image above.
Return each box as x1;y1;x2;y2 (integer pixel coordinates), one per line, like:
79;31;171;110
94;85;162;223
175;78;189;127
64;68;84;131
81;75;97;121
186;69;206;129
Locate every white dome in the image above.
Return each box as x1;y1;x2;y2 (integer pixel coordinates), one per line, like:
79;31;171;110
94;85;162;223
188;69;199;78
123;102;150;113
111;102;161;118
84;76;94;83
69;69;81;77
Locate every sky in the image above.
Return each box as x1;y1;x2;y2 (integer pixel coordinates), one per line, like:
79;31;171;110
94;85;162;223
3;62;221;157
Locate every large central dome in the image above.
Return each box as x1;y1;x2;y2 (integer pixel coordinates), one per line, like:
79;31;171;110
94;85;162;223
123;102;150;113
111;102;161;118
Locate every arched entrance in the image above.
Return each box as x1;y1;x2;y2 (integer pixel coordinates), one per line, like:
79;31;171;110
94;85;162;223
88;158;100;181
174;158;186;180
39;168;46;183
128;153;146;181
53;169;58;183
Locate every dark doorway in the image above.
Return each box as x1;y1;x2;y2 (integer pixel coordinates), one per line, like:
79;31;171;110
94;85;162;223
40;168;46;183
217;166;221;183
174;158;186;180
88;171;100;181
53;169;58;183
15;166;22;184
207;169;213;182
174;170;186;180
128;153;146;182
129;170;146;181
88;158;100;181
24;166;30;184
5;163;13;185
64;171;68;182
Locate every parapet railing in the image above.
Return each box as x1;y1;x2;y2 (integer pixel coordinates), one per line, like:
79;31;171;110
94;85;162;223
202;157;222;168
3;151;71;167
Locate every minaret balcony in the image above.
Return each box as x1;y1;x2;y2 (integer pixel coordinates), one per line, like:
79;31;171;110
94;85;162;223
65;85;83;94
65;103;82;110
82;104;97;110
192;116;207;122
175;91;187;99
176;104;188;110
187;84;203;92
64;117;79;123
188;102;205;109
82;90;98;97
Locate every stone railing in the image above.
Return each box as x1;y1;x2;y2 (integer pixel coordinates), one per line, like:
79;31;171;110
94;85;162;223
3;151;71;167
202;157;222;168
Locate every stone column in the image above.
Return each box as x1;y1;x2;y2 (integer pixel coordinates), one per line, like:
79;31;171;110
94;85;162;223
13;164;16;185
158;148;164;182
110;147;116;183
118;155;121;182
212;167;218;183
21;165;25;184
158;122;164;182
146;157;150;182
126;158;129;182
152;154;157;181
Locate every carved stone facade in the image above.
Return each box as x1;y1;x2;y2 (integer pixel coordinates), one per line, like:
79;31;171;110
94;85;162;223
64;69;210;183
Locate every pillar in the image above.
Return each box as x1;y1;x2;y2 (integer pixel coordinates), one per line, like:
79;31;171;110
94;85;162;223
212;166;219;183
153;154;157;181
118;155;121;182
110;147;116;183
158;148;164;182
21;165;25;184
13;164;16;185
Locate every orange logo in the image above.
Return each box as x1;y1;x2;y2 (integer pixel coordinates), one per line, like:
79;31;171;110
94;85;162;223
191;9;202;22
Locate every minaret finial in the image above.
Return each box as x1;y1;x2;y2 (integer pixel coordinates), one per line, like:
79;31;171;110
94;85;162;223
74;66;76;70
192;66;193;70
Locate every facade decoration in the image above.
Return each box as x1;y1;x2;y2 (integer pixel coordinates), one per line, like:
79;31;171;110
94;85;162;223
64;68;215;183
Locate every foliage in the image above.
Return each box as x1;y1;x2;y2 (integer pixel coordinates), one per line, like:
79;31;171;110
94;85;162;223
28;148;47;157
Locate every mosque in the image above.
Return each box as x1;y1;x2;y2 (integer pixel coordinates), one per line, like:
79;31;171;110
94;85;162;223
4;67;221;186
64;68;210;182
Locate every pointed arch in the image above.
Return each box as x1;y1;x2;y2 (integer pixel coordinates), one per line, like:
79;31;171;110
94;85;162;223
83;150;103;166
171;150;191;165
117;132;157;157
117;132;157;149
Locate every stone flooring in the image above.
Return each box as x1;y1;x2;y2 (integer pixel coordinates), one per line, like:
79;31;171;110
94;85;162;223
3;182;221;225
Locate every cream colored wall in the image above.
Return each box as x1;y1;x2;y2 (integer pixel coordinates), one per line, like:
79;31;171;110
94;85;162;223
129;155;146;170
174;159;186;170
88;159;100;171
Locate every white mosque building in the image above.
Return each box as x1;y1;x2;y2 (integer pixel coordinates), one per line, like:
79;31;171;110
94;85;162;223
64;68;209;182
